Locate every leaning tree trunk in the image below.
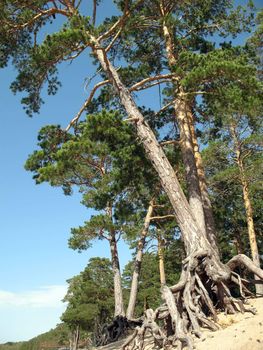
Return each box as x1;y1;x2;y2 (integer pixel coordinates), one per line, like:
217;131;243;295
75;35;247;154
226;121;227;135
230;125;263;295
90;36;263;349
126;200;154;320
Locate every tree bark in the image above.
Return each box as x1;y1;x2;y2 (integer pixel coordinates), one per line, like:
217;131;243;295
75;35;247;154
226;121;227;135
188;110;218;253
175;97;207;237
157;233;166;286
230;124;263;294
72;325;80;350
106;205;125;316
126;200;154;319
159;2;213;246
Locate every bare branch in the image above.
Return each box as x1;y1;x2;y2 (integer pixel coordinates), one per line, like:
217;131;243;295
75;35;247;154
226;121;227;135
129;73;175;92
97;0;144;43
160;140;181;146
154;99;177;116
150;214;175;221
12;7;70;29
105;27;122;52
65;79;109;131
92;0;97;26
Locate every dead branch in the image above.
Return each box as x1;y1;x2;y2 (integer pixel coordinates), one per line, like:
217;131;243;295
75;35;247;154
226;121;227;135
150;214;175;221
65;79;109;131
98;0;144;43
129;73;176;92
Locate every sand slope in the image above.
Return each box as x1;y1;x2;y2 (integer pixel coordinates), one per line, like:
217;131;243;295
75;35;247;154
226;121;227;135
195;297;263;350
96;298;263;350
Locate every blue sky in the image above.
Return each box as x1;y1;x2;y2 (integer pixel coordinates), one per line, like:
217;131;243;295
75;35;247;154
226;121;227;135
0;0;261;344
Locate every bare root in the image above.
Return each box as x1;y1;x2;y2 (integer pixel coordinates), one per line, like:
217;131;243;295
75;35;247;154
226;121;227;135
122;252;263;350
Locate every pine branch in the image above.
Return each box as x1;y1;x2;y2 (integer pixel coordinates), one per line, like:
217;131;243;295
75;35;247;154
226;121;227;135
65;79;110;131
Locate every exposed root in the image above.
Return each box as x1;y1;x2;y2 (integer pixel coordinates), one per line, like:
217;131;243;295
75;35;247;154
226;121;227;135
122;252;263;350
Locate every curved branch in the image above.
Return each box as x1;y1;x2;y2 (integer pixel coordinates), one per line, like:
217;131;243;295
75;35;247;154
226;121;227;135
227;254;263;280
12;7;70;30
65;79;110;131
97;0;144;42
129;73;175;92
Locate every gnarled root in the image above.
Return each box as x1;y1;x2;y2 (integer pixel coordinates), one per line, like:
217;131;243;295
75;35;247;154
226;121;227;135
123;252;263;350
96;316;142;346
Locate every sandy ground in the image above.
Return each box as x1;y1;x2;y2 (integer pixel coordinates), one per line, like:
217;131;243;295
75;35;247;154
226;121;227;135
96;297;263;350
195;297;263;350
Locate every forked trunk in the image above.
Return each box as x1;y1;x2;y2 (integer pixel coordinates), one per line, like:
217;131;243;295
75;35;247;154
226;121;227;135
126;200;154;319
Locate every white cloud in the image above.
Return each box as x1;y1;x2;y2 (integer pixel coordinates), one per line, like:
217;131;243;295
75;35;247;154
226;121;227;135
0;285;67;308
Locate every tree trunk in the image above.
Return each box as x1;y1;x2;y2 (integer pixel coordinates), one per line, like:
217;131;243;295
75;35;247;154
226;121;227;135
159;3;212;241
175;97;207;236
106;205;125;316
157;233;166;286
188;110;218;252
126;200;154;320
230;125;263;295
72;325;80;350
91;36;227;277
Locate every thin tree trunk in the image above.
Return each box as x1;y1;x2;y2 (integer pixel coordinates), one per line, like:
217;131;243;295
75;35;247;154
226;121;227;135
106;205;125;316
126;200;154;320
157;233;166;286
72;325;80;350
234;229;244;255
230;124;263;294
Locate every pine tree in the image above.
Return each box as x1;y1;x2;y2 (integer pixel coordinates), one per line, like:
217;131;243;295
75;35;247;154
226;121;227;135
1;1;263;348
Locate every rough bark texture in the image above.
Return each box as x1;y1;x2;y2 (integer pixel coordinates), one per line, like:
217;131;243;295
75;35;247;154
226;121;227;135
106;206;125;317
230;125;263;295
159;0;220;257
176;98;207;237
126;200;154;319
158;234;166;286
188;111;218;253
159;2;216;249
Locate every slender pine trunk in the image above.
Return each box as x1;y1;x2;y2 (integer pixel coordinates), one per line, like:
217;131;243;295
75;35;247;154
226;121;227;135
126;200;154;319
230;125;263;294
72;325;80;350
106;205;125;316
157;233;166;286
